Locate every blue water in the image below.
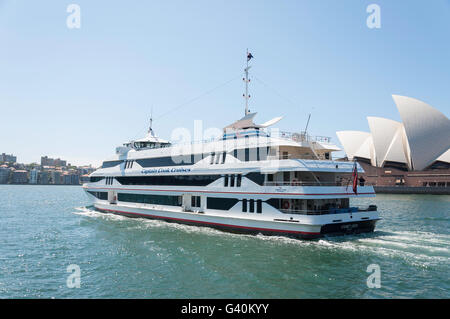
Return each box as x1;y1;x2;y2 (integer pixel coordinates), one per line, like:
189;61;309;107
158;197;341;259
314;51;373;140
0;185;448;298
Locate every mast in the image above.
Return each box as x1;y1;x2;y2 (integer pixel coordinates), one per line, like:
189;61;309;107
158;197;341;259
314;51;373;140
243;49;253;115
149;106;154;136
304;113;311;134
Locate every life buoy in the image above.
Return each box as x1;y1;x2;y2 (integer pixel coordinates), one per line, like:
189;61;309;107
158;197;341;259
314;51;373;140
282;200;290;210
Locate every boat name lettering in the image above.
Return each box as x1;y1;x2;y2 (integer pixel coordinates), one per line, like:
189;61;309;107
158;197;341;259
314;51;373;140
141;168;191;174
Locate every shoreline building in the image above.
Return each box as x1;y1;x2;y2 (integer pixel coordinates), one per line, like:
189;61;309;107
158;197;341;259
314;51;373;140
0;153;17;163
0;166;11;184
41;156;67;167
30;169;39;184
337;95;450;194
11;169;28;184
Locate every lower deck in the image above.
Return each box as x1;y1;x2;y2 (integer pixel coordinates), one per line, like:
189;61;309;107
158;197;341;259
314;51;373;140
90;196;380;240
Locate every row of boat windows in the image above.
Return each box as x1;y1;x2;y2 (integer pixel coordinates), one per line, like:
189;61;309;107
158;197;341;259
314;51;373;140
90;173;271;187
89;191;351;215
105;177;114;185
115;175;221;186
88;192;239;211
242;199;263;214
86;191;359;215
224;174;242;187
232;147;270;162
101;147;271;168
210;152;226;165
89;191;262;214
124;160;134;169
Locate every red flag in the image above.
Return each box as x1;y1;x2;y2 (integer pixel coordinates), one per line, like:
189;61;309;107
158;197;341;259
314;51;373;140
352;161;358;195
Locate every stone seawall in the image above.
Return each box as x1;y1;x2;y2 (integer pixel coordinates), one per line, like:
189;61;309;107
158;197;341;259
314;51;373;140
374;186;450;195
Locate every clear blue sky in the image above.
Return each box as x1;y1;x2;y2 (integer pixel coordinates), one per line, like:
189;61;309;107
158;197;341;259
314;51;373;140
1;0;449;166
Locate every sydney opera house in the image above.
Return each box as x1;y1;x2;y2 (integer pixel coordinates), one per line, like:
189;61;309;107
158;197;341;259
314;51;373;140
337;95;450;193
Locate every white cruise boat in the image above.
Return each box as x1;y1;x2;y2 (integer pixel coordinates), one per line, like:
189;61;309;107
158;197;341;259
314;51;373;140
83;56;380;239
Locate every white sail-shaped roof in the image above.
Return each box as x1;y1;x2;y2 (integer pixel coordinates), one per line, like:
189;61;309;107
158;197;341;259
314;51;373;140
436;149;450;163
336;131;372;160
353;135;376;166
367;117;403;167
393;95;450;170
383;126;409;166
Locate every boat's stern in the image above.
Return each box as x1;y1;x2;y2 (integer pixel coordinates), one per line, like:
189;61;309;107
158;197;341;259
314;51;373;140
315;207;380;236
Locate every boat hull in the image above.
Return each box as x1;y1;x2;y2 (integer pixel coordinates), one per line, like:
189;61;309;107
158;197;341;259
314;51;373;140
93;204;378;240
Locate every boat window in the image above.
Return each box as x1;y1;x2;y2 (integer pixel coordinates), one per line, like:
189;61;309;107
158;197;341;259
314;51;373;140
230;175;235;187
242;199;247;212
256;200;262;213
210;153;215;165
215;152;221;164
87;191;108;200
236;174;242;187
224;175;229;187
222;152;226;164
118;193;181;206
207;197;239;210
102;160;123;168
245;172;265;186
249;199;255;213
191;196;201;208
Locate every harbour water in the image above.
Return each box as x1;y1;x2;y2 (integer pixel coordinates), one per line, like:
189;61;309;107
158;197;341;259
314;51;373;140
0;185;448;298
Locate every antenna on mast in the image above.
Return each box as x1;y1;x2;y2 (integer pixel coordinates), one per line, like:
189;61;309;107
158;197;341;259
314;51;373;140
304;113;311;134
149;106;154;135
243;49;254;115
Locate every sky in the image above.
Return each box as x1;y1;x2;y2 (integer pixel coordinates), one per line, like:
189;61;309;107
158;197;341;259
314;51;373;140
0;0;449;166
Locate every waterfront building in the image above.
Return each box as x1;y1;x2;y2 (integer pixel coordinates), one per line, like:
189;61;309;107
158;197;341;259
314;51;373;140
41;156;67;167
0;166;10;184
62;173;80;185
80;174;90;183
337;95;450;192
11;170;28;184
50;170;62;184
30;169;39;184
40;171;49;184
71;174;80;185
0;153;17;163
